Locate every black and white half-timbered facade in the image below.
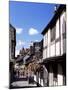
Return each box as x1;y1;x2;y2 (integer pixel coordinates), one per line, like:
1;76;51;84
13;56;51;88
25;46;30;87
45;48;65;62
41;5;66;86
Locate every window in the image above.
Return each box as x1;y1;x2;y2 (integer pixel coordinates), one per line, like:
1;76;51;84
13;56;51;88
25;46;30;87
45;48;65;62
62;17;66;38
11;40;15;58
11;41;14;53
44;33;48;47
62;17;66;54
51;26;56;42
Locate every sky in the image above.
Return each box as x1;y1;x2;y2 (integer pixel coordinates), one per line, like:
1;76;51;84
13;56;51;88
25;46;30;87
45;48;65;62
9;1;59;56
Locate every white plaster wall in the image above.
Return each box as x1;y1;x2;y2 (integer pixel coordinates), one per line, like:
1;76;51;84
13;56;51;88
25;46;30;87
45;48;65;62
39;73;40;84
47;29;50;58
57;64;63;85
40;78;42;85
61;39;63;55
60;11;66;55
49;65;53;86
60;12;66;35
50;44;55;57
34;75;36;81
41;79;44;86
48;29;50;45
63;38;66;54
43;66;48;86
60;14;63;55
43;49;47;59
47;46;50;58
53;80;58;86
56;42;60;56
43;32;48;48
56;19;59;39
43;35;46;48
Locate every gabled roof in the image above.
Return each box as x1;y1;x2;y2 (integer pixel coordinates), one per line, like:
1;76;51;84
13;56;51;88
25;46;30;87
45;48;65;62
16;55;30;63
41;5;66;35
9;24;16;31
16;55;23;62
23;55;30;61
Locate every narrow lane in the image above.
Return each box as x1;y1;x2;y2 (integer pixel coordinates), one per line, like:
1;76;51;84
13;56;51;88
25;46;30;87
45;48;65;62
10;77;37;88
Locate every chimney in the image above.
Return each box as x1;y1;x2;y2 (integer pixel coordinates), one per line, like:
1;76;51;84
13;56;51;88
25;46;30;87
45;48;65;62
54;5;58;13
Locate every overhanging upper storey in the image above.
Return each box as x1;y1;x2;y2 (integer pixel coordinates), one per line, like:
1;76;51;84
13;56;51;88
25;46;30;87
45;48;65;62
41;5;66;35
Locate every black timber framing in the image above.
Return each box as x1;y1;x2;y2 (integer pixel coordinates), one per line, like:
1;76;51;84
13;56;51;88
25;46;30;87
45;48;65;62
42;54;66;64
41;5;66;35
